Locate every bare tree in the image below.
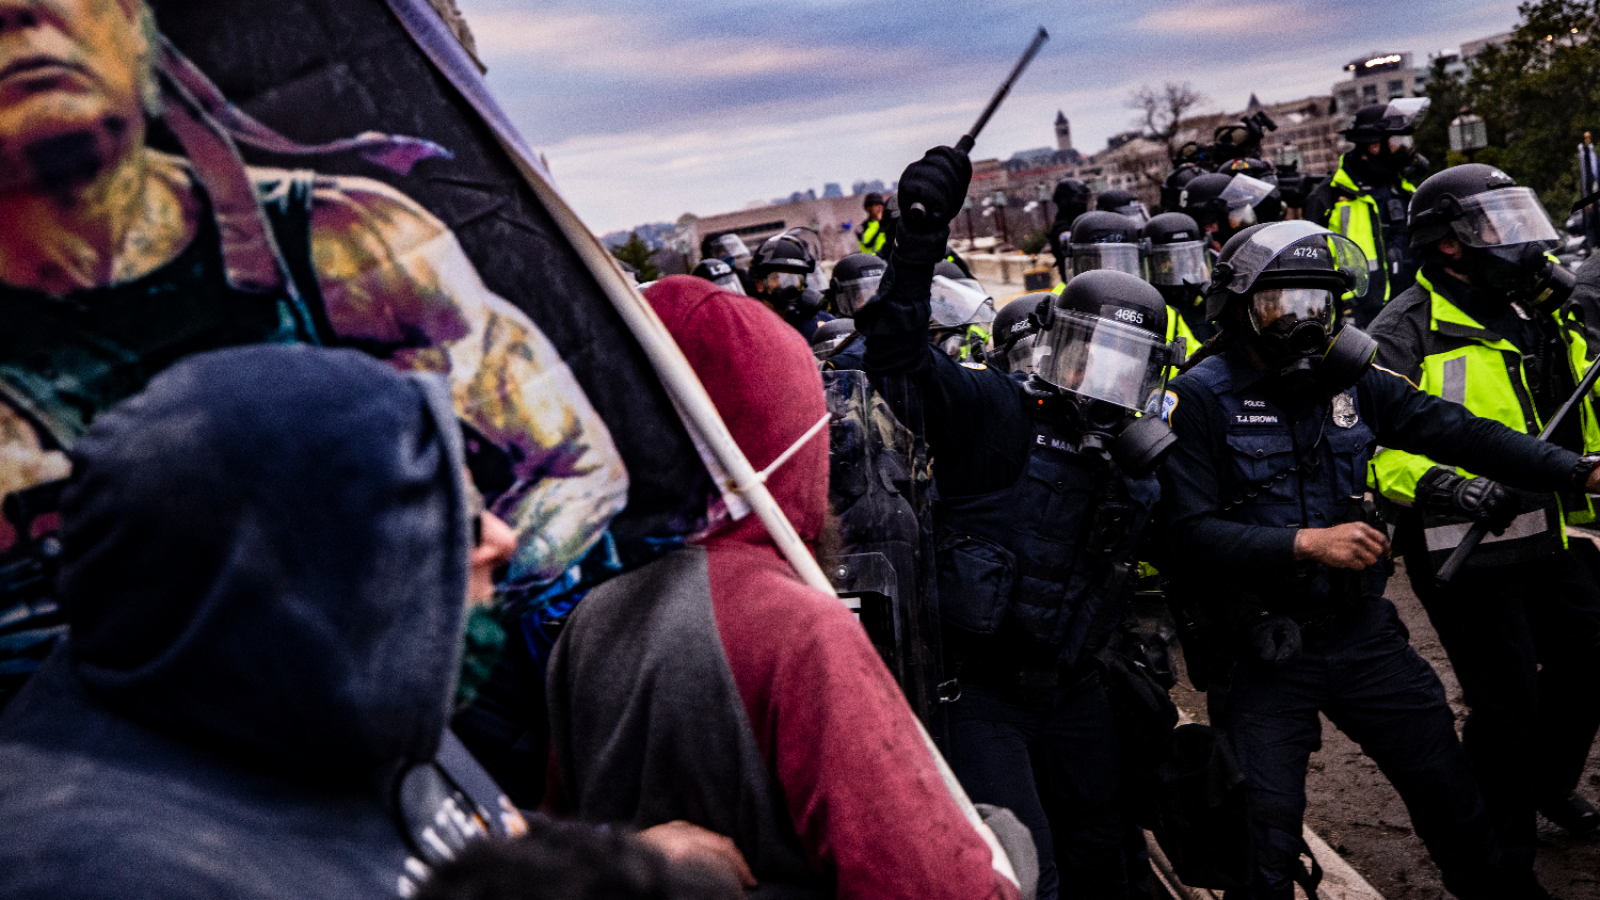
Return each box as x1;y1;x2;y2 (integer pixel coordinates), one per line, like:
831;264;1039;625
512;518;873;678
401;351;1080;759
1127;82;1207;189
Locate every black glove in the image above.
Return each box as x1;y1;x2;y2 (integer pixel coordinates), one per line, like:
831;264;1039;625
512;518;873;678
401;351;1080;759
1248;613;1303;666
894;146;971;265
1415;466;1518;534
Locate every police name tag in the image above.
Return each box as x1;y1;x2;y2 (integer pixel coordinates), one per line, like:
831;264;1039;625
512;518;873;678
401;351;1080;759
1331;392;1359;428
1233;414;1280;425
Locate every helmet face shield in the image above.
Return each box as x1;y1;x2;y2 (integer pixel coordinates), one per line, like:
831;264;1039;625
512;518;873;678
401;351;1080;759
1387;134;1414;154
1070;243;1148;280
716;234;752;269
711;272;745;294
1380;97;1429;132
833;274;883;315
1216;220;1371;299
1037;311;1171;413
929;275;997;330
1249;287;1333;332
1450;187;1560;249
1220;173;1275;212
1149;240;1212;287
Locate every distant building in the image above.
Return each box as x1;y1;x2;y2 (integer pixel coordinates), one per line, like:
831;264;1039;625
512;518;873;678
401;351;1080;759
681;194;872;264
1334;51;1417;114
822;182;843;198
1055;110;1073;152
851;179;886;196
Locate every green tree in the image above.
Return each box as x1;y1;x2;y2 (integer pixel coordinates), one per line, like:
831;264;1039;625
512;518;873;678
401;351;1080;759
1436;0;1600;216
610;232;661;282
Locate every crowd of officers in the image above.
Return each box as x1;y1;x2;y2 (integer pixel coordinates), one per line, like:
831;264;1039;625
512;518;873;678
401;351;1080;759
4;15;1600;894
692;99;1600;900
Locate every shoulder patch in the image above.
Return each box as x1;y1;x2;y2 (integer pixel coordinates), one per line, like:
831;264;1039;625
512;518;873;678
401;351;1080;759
1160;390;1179;423
960;361;988;370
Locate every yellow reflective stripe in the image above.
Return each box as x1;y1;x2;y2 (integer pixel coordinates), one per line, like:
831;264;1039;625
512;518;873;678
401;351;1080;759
859;220;886;253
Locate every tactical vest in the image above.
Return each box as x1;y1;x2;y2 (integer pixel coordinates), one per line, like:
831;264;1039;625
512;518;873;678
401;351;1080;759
858;219;886;255
1321;159;1415;315
0;172;326;709
933;403;1158;665
1186;354;1386;616
1370;270;1595;568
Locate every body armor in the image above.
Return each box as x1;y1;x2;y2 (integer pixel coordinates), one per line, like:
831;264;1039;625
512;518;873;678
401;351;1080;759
1186;353;1387;618
933;403;1158;665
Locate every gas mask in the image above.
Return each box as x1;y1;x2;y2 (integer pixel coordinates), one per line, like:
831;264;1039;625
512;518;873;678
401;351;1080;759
1248;287;1334;395
1456;242;1574;308
761;271;808;313
1248;286;1376;396
1382;134;1417;172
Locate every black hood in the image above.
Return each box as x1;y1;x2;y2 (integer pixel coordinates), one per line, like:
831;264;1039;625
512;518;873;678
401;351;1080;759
58;344;470;771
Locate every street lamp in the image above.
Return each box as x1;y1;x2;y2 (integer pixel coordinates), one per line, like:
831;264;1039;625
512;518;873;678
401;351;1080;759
1449;109;1488;163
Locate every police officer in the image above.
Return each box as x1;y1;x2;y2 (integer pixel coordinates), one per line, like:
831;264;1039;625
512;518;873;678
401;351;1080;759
1062;211;1148;281
749;232;833;341
1161;219;1596;900
988;293;1055;378
817;253;887;370
691;257;746;295
1049;178;1092;281
1144;212;1212;345
857;146;1183;900
859;192;892;255
1219;158;1285;224
929;261;997;361
1305;99;1431;327
701;232;758;294
1368;165;1600;861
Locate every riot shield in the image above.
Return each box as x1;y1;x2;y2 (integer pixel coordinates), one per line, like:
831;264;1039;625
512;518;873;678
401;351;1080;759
820;369;944;729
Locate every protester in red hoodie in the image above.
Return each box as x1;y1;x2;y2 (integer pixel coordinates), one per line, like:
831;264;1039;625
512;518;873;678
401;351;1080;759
546;275;1030;900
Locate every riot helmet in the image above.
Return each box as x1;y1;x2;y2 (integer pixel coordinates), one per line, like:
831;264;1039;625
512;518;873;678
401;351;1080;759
1034;271;1181;472
703;233;753;271
1162;163;1205;214
928;272;996;330
828;253;887;316
692;257;746;294
1408;164;1570;305
1144;212;1212;290
1343;98;1429;173
928;270;996;360
1184;173;1276;246
1096;189;1150;225
863;191;886;214
811;317;858;355
750;232;817;313
1207;221;1377;393
990;292;1052;375
1343;97;1429;144
1068;210;1148;280
1220;158;1284;223
1037;270;1176;417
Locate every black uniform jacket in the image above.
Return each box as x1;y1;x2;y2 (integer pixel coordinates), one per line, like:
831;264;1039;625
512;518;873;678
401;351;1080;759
1161;346;1582;585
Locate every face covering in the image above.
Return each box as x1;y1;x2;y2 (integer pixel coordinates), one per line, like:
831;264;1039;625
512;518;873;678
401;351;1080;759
1459;243;1547;301
454;604;507;709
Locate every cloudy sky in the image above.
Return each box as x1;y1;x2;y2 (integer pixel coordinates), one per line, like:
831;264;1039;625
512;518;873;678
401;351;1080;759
451;0;1524;234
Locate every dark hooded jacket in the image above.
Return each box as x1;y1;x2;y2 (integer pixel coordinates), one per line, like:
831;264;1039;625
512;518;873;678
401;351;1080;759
0;345;482;900
547;276;1017;900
